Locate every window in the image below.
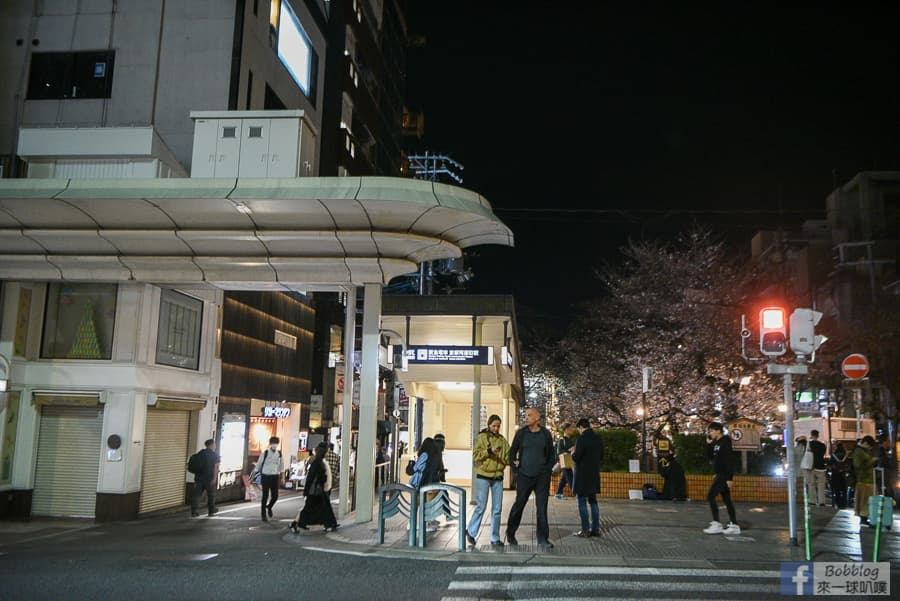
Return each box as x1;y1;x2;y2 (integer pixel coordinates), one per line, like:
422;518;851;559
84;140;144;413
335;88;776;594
274;0;318;100
42;283;117;360
156;289;203;370
27;51;115;100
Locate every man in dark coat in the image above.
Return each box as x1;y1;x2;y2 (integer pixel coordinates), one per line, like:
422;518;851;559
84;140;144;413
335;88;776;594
571;418;604;537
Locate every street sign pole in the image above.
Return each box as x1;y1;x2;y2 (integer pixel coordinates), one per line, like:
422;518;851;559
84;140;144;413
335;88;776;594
769;362;808;546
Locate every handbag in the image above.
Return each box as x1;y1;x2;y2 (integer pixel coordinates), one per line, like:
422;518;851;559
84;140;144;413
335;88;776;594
800;447;814;470
405;459;416;476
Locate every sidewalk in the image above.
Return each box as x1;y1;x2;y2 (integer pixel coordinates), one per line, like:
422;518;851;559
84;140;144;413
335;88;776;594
288;489;900;567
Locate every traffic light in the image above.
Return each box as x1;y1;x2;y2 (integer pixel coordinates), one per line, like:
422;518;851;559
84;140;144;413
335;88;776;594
759;307;787;356
790;308;826;356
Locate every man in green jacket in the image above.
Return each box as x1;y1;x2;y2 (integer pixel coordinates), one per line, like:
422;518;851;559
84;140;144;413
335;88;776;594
465;414;510;547
852;436;876;525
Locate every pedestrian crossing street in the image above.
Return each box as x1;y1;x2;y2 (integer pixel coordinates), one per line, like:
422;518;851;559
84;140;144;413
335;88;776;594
440;565;780;600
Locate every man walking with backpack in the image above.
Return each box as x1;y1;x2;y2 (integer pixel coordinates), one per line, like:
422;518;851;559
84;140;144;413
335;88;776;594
190;439;220;517
253;436;284;521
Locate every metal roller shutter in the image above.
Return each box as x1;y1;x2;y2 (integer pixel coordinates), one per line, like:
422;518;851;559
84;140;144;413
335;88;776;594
32;406;104;517
139;408;191;513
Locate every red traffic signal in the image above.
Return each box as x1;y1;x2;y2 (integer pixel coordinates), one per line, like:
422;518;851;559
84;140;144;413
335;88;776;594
759;307;787;357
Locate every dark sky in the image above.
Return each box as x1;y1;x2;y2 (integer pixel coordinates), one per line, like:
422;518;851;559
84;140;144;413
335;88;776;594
404;2;900;316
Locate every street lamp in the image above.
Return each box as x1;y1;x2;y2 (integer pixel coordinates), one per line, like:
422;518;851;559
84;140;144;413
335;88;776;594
637;406;647;472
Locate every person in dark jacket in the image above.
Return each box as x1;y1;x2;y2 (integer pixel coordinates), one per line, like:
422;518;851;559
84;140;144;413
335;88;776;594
876;434;897;501
703;422;740;535
658;451;687;501
191;438;219;517
808;430;828;506
829;442;849;508
571;418;604;537
505;407;557;550
291;443;338;533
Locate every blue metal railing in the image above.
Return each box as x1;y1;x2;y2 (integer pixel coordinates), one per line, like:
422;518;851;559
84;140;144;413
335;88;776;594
376;483;418;546
417;483;467;551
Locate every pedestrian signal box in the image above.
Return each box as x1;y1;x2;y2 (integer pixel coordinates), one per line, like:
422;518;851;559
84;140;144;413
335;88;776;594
759;307;787;357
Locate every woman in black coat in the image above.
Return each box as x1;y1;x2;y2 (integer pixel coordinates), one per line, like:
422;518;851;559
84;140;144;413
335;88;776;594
571;418;604;537
291;443;338;533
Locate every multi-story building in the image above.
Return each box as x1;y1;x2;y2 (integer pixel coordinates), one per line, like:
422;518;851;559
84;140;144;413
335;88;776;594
0;0;327;176
751;171;899;428
318;0;407;177
0;0;326;518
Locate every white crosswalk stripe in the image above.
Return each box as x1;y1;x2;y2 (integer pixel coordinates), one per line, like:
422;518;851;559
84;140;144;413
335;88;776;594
442;565;780;600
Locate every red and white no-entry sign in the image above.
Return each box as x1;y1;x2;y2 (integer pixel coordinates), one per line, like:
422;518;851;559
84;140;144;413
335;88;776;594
841;353;870;380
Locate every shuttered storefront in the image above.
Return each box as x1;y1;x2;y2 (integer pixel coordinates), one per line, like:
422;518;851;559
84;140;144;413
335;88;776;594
32;405;104;517
139;408;191;513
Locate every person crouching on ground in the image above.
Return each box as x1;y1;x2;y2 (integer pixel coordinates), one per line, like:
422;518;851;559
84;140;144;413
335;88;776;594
466;414;510;547
291;442;338;533
703;422;740;535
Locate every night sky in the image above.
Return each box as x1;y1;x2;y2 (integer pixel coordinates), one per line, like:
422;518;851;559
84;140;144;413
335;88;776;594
405;3;900;317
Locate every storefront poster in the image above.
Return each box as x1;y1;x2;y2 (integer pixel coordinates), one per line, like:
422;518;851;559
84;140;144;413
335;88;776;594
218;413;246;473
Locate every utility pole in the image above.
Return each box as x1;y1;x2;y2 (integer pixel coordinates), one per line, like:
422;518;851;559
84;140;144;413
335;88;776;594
641;367;653;472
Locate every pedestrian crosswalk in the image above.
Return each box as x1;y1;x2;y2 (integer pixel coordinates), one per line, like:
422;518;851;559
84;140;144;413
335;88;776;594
440;565;780;600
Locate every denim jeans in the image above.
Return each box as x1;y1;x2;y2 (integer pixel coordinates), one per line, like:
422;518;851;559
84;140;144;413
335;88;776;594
467;476;504;543
556;468;574;495
577;493;600;532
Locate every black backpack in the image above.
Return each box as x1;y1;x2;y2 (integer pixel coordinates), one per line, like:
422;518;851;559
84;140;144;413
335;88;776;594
187;450;205;475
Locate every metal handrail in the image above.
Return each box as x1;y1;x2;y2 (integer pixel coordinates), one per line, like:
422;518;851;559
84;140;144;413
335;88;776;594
376;483;418;546
417;483;467;551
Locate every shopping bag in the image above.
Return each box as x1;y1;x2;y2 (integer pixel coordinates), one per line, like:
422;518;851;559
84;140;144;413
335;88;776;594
560;453;574;470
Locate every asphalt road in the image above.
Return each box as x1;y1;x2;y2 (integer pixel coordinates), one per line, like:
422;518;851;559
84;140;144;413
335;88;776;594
1;493;892;601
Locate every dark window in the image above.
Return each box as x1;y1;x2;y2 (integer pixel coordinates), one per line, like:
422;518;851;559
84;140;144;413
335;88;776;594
156;289;203;370
264;83;286;110
27;51;115;100
246;69;253;110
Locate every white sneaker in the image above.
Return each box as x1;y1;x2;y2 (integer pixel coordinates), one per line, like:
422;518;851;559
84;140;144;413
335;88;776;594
703;521;724;534
723;522;741;535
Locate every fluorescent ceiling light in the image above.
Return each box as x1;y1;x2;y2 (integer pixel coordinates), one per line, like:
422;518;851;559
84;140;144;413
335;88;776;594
437;382;475;391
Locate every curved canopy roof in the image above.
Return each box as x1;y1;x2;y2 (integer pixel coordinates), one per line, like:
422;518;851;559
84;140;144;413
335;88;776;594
0;177;514;291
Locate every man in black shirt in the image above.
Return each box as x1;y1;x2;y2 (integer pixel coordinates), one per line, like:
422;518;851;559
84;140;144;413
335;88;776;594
191;439;220;517
703;422;739;535
808;430;828;506
505;407;556;550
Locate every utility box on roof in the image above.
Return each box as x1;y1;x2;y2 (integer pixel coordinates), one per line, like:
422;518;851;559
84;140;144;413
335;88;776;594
189;110;317;178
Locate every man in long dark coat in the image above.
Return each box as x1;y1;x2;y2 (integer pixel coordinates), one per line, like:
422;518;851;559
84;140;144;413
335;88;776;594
571;418;604;537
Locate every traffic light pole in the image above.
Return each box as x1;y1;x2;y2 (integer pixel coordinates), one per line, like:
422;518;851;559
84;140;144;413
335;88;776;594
768;362;808;546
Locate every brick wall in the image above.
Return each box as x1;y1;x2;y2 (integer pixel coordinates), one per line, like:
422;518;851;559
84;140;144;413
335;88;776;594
550;471;788;503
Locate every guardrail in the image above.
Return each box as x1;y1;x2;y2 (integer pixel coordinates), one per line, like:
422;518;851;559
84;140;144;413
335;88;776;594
376;483;418;546
417;483;467;551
